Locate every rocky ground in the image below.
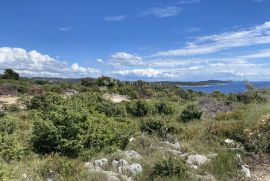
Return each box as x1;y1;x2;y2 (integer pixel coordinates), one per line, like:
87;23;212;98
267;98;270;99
248;154;270;181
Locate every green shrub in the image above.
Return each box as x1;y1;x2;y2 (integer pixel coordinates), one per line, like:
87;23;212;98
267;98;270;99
2;104;20;112
152;157;187;178
127;100;151;117
84;115;132;152
95;101;127;117
0;137;28;162
28;92;64;111
141;118;164;135
176;89;192;100
1;69;20;80
32;102;132;156
32;106;90;157
179;105;202;122
140;117;178;138
0;117;17;135
155;102;174;115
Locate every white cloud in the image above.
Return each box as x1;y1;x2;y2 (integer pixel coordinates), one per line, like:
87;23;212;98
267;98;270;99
0;47;100;77
58;26;72;32
105;15;126;21
113;68;175;79
156;21;270;56
140;6;182;18
96;58;104;64
108;52;144;68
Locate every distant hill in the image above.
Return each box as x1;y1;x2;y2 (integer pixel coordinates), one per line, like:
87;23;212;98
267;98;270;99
27;77;233;86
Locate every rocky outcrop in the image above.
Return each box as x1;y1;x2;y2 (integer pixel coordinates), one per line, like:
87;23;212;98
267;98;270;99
187;154;210;169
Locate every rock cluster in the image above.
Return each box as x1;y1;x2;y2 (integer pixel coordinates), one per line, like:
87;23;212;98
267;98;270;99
85;151;143;181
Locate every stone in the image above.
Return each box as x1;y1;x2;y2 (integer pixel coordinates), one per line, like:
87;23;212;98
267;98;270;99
129;137;135;142
241;164;251;178
236;154;251;178
90;168;120;181
85;162;94;169
22;173;28;181
125;163;143;176
118;159;129;167
187;154;210;168
163;141;181;149
94;158;109;168
189;172;216;181
112;160;119;169
122;150;142;159
224;139;234;145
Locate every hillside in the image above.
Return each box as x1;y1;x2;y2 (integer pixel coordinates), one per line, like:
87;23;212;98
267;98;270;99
0;70;269;181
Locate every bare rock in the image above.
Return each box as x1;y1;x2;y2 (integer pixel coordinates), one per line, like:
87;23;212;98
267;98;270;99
121;150;142;159
125;163;143;176
187;154;210;168
94;158;109;168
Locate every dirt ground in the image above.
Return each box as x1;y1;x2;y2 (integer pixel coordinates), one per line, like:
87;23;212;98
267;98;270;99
103;94;129;103
0;96;18;110
0;96;18;105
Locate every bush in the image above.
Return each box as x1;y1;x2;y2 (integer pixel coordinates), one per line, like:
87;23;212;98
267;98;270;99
95;101;127;117
1;69;20;80
140;117;177;138
84;115;132;152
28;92;64;111
127;100;151;117
0;117;17;135
155;102;174;115
152;157;187;178
176;89;192;100
179;105;202;122
0;137;28;162
32;101;132;156
32;106;90;157
2;104;20;112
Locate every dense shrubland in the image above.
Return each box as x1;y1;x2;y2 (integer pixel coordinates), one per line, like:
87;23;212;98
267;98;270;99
0;69;270;180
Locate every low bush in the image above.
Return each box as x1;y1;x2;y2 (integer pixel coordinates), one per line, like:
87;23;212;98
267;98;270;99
179;105;202;122
152;157;187;178
155;101;174;115
140;117;178;138
95;101;127;117
2;104;20;112
32;103;132;157
31;106;90;157
0;116;17;135
84;115;133;152
28;92;64;111
0;137;28;162
127;100;152;117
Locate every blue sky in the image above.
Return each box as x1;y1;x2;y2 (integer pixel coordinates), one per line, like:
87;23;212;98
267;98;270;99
1;0;270;81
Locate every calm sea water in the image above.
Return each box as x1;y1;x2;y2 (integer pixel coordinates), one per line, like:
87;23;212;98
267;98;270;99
181;81;270;94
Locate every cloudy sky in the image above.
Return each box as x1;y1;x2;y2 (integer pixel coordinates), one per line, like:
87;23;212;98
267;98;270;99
1;0;270;81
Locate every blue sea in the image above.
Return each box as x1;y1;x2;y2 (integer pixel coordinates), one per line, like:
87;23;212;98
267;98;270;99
181;81;270;94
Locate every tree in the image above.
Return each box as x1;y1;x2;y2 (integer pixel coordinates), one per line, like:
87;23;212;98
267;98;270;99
1;69;20;80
